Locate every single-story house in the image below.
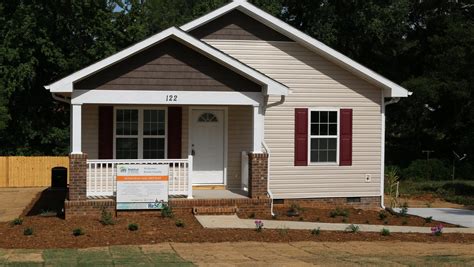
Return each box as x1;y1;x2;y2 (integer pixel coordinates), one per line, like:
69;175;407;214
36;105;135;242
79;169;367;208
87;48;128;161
45;0;410;218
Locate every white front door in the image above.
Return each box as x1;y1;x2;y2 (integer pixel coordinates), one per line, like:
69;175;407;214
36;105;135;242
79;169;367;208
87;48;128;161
191;109;225;184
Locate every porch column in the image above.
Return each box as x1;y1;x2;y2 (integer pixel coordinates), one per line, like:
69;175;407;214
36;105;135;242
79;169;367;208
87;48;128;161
71;104;82;154
252;105;264;153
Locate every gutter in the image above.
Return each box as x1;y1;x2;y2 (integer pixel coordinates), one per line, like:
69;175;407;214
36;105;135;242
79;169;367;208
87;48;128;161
262;141;275;216
51;93;71;104
380;96;401;209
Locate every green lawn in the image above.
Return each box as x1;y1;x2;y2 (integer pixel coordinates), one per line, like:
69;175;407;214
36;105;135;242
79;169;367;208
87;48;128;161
396;180;474;206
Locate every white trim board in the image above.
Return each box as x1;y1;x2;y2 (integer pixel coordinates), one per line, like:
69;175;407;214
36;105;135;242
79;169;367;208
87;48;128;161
71;90;263;106
44;27;288;96
181;0;411;98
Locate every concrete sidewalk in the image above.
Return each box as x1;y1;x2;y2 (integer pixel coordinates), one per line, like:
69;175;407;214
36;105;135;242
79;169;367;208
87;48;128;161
195;215;474;233
394;208;474;228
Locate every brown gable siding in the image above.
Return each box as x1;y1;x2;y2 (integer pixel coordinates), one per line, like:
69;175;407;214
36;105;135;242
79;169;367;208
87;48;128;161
74;38;261;92
189;10;292;41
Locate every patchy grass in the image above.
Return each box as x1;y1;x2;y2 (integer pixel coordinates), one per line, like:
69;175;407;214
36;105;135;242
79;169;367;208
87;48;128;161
398;180;474;206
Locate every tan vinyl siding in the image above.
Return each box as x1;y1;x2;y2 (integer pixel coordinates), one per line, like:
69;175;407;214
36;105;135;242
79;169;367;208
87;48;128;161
207;39;382;199
82;104;99;159
227;106;253;188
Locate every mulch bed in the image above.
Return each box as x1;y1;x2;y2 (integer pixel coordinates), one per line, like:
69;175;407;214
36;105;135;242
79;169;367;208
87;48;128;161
246;206;458;227
0;212;472;249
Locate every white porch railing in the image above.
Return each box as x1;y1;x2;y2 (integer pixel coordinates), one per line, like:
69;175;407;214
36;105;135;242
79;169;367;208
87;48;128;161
86;156;193;198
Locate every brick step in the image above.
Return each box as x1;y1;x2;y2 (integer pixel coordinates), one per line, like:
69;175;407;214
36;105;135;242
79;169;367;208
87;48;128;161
193;206;238;215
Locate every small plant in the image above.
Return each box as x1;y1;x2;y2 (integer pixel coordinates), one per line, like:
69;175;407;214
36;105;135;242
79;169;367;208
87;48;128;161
255;220;264;232
384;220;389;225
316;217;320;222
277;227;289;236
161;204;174;218
378;211;387;220
272;214;278;220
72;228;84;236
287;203;301;217
128;223;139;231
23;228;33;236
346;224;360;233
100;208;115;225
365;220;370;224
299;217;304;221
175;219;185;228
329;208;349;218
431;224;444;236
11;217;23;226
402;218;408;225
425;216;433;223
398;202;409;217
248;212;256;219
381;228;390;236
342;217;348;223
311;227;321;236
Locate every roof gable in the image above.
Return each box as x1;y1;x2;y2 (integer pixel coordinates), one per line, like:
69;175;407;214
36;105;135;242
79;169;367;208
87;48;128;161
74;38;261;92
45;27;288;96
189;9;292;42
181;0;410;98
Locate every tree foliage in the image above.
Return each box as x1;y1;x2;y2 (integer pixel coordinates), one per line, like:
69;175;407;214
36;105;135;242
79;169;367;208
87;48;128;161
0;0;472;178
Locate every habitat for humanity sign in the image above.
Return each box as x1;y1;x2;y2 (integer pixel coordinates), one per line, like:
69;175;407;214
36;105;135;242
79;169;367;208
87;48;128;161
116;164;169;210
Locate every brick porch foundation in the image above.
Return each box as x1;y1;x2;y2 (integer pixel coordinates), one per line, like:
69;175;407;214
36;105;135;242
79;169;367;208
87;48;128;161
248;153;268;199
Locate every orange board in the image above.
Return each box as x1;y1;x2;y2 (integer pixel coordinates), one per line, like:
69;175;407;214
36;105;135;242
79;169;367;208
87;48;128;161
116;175;168;181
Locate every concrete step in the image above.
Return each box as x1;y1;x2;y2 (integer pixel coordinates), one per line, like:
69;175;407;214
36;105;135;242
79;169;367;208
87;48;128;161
193;206;238;215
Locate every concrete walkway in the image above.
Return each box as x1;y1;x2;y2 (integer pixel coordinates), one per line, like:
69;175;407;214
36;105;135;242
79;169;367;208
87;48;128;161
195;215;474;233
394;208;474;228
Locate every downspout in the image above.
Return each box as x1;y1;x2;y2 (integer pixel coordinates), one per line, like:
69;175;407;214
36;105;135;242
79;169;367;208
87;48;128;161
381;96;400;209
262;141;275;216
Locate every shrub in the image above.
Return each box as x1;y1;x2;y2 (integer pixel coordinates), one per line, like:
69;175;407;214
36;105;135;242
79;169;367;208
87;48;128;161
128;223;139;231
402;218;408;225
100;209;115;225
329;208;349;218
346;224;360;233
365;220;370;224
431;224;444;236
271;214;278;220
175;219;185;228
248;212;256;219
342;217;348;223
11;217;23;226
311;228;321;236
23;228;33;236
425;216;433;223
402;159;450;181
398;202;409;217
277;227;289;236
378;211;388;220
299;217;304;221
381;228;390;236
254;220;264;232
384;220;389;225
72;228;84;236
385;166;400;208
161;204;173;218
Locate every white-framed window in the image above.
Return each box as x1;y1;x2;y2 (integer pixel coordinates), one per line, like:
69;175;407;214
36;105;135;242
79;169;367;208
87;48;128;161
114;107;167;159
309;109;339;164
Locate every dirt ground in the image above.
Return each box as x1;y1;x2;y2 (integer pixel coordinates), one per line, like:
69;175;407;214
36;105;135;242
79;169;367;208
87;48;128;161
386;194;467;209
0;187;46;222
251;206;456;227
0;242;473;266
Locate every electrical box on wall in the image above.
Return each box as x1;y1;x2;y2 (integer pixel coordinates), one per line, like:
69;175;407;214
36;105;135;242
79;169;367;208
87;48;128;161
365;174;371;182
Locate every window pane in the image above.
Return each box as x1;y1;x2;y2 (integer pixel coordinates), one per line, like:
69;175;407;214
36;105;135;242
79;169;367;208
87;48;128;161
143;138;165;159
310;150;318;162
328;138;337;149
320;111;328;123
329;124;337;135
328;150;337;162
144;110;165;136
310;138;337;163
318;150;327;162
310;123;318;135
116;138;138;159
311;111;320;123
329;111;337;123
116;109;138;136
320;124;328;135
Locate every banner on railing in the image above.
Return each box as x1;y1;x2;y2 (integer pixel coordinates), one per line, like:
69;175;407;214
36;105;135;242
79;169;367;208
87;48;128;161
116;164;169;210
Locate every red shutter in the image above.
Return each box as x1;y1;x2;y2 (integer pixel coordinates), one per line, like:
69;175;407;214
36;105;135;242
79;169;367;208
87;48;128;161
339;109;353;166
294;108;308;166
98;106;113;159
167;107;182;159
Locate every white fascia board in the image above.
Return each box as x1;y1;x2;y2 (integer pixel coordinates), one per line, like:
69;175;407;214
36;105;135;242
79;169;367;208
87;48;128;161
181;1;410;98
45;26;288;96
71;90;263;106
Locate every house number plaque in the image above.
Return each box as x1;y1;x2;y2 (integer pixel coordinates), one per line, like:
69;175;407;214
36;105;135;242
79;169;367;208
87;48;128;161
165;95;178;102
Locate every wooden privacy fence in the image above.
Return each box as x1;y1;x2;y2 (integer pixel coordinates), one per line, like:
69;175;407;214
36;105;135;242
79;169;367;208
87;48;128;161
0;156;69;187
